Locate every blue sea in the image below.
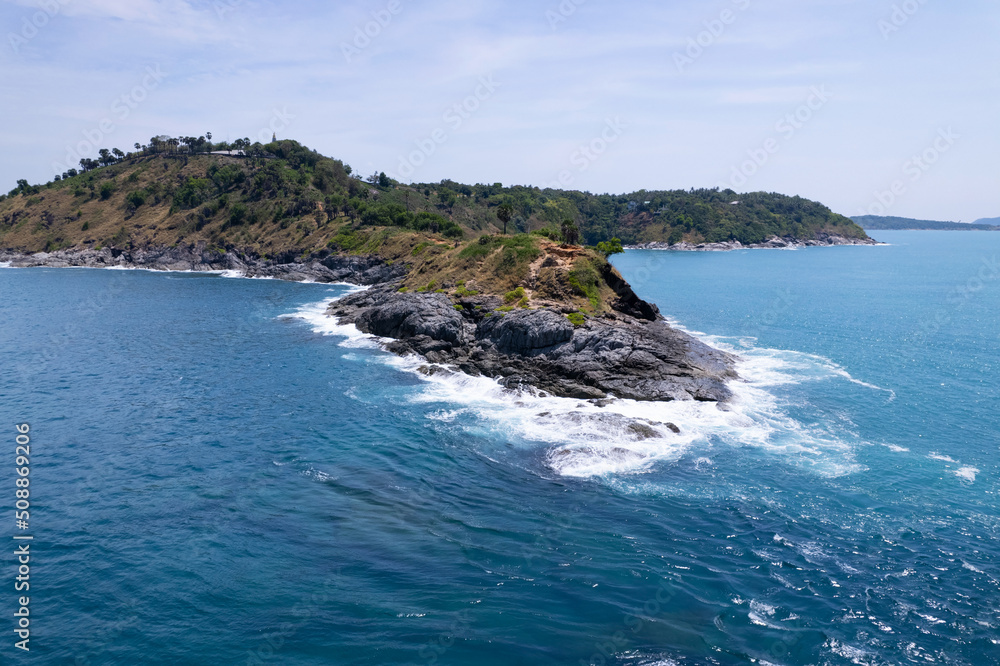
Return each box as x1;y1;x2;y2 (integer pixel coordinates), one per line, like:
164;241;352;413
1;230;997;665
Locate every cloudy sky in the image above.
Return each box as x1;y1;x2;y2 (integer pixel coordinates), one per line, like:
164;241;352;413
1;0;997;222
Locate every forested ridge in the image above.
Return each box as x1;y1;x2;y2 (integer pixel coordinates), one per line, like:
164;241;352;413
0;137;868;255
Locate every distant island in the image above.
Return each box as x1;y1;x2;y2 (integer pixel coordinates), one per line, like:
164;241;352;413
1;136;878;408
974;216;1000;226
853;215;1000;231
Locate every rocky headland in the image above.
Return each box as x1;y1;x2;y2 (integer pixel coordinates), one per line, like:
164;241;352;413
327;282;737;404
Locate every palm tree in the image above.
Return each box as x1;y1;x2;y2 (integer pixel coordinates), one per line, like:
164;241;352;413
496;203;514;235
134;142;142;155
561;219;580;245
112;148;125;162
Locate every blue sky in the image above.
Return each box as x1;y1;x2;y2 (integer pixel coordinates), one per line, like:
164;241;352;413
2;0;997;222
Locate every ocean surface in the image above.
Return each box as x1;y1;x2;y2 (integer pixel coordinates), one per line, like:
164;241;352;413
1;230;997;665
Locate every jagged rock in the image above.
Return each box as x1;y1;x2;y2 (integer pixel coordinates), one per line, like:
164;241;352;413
331;284;737;403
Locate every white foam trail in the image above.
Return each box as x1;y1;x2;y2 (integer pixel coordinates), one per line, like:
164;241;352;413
928;453;958;463
285;297;870;479
279;292;373;349
706;336;897;401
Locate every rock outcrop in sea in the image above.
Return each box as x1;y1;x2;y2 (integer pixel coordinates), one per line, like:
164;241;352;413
328;284;737;403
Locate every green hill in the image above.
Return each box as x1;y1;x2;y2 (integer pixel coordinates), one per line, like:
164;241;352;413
0;137;869;257
852;215;1000;231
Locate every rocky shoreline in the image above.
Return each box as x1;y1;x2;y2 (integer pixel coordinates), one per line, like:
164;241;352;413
0;244;403;284
626;233;880;252
2;243;739;405
328;283;738;403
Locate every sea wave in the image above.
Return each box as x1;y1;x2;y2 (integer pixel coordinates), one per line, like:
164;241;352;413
283;297;876;480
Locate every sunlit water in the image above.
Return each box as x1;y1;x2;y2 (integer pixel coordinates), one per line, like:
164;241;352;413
0;230;997;664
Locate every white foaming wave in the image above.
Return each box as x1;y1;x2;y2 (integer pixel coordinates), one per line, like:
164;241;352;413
953;466;979;483
0;261;11;268
748;599;790;630
709;336;896;400
279;294;374;349
928;452;957;463
283;298;868;479
825;638;876;666
405;333;873;478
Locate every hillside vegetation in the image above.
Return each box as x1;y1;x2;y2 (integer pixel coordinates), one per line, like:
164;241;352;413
853;215;999;231
1;138;868;259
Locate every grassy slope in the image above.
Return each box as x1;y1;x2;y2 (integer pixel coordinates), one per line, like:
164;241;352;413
335;227;617;315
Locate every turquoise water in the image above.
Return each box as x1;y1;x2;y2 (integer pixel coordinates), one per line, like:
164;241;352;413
0;230;997;664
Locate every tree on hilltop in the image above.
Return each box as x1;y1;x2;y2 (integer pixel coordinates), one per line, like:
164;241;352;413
561;219;580;245
496;202;513;235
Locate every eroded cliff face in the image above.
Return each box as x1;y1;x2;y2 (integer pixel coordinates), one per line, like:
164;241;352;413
328;285;737;403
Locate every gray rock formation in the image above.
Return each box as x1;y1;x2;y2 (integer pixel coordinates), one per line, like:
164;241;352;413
328;285;737;403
